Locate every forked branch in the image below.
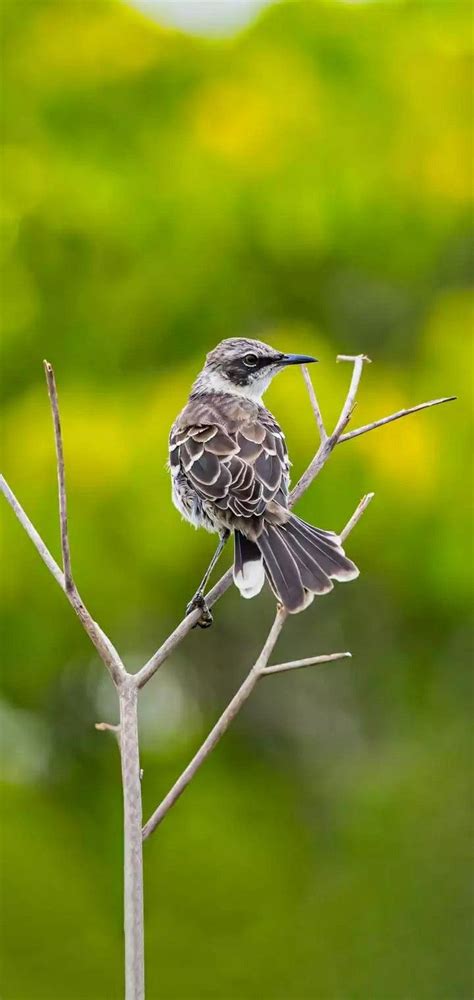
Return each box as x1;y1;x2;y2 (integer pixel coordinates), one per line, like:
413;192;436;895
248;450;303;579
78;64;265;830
1;357;454;687
0;352;455;1000
142;490;374;839
302;365;327;442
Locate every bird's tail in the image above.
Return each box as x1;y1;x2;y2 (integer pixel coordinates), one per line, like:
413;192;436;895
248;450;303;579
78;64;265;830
233;515;359;613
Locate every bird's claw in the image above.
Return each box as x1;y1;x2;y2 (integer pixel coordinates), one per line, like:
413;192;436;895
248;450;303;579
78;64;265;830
185;593;213;629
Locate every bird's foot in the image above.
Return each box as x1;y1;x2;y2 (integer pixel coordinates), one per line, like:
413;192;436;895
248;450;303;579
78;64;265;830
185;593;213;629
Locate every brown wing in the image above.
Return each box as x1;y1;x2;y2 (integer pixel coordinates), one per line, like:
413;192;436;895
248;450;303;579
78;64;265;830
169;413;289;523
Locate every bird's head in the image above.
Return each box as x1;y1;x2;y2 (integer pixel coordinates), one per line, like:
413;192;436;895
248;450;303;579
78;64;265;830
193;338;317;401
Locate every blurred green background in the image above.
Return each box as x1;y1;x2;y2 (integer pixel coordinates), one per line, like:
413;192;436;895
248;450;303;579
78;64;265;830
1;1;472;998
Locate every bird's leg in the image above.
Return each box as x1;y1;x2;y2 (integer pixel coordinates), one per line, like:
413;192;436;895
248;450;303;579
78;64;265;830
186;529;230;629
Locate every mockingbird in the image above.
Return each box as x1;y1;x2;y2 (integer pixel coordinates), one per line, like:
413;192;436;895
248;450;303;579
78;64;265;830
169;338;359;627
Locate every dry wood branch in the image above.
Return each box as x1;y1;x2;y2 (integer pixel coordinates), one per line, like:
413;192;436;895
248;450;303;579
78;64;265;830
95;722;121;734
120;683;145;1000
0;475;125;684
0;474;65;589
142;608;288;839
336;354;372;364
1;354;455;998
302;364;327;441
289;355;371;506
338;396;456;443
262;651;351;675
44;360;73;590
1;366;138;995
142;492;373;840
333;354;371;436
339;492;374;542
43;361;126;685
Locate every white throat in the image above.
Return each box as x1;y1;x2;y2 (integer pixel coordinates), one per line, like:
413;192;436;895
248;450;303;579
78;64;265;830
196;369;273;402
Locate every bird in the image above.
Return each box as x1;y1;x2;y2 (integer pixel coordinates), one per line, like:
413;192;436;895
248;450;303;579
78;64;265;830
168;337;359;627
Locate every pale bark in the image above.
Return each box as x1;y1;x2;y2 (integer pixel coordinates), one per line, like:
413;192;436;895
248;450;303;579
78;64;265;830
0;354;455;998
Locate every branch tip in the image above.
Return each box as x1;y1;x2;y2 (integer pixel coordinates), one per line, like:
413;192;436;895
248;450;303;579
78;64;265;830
262;650;352;676
301;365;327;441
337;353;372;364
338;395;457;444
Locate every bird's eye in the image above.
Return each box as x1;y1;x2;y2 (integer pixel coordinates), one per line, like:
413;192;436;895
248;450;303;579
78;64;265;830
243;353;259;368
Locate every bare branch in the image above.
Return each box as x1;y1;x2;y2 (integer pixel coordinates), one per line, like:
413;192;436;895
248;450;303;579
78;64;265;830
142;608;287;839
43;360;73;590
136;597;223;687
262;651;351;675
288;437;330;506
1;475;125;685
336;354;372;363
4;365;143;996
333;354;371;437
1;474;65;589
119;683;145;1000
302;365;327;441
142;493;373;839
95;722;121;734
42;361;126;682
338;396;456;444
290;354;371;506
340;492;375;542
2;353;454;997
40;364;126;678
4;349;453;697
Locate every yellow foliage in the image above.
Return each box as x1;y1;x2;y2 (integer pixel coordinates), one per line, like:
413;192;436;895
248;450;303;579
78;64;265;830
12;3;161;87
193;47;319;170
357;389;439;497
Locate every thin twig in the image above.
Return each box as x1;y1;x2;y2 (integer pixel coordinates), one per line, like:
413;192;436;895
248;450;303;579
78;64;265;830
333;354;371;437
1;425;126;686
2;353;454;695
2;365;139;992
142;608;288;839
42;361;126;684
290;354;371;506
1;353;455;999
340;492;374;542
262;651;351;675
142;493;373;839
44;360;73;590
302;365;327;441
0;475;65;589
338;396;456;443
336;354;372;363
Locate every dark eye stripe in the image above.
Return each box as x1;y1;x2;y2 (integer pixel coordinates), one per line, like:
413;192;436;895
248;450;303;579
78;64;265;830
255;354;283;370
232;353;283;377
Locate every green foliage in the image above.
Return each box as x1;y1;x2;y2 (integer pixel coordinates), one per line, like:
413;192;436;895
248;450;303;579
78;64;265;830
1;1;472;998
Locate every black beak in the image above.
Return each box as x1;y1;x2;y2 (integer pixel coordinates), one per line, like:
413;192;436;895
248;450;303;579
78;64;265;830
279;353;318;366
